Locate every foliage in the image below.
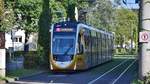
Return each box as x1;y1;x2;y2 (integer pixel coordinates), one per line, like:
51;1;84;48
36;45;45;66
14;0;44;57
132;79;144;84
24;51;42;68
50;0;66;23
23;46;47;69
14;0;42;33
23;46;45;69
132;73;150;84
0;76;7;81
0;0;16;32
0;0;3;17
114;9;138;49
7;68;40;77
57;0;79;21
86;0;114;31
3;0;139;66
144;72;150;84
84;0;138;54
38;0;51;67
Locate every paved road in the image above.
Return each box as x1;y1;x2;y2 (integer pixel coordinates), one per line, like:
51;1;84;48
9;57;138;84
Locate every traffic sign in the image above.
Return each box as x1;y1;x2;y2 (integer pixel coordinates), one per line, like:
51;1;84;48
139;31;150;42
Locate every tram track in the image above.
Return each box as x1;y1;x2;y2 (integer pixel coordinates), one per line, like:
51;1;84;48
9;57;137;84
111;59;137;84
88;58;136;84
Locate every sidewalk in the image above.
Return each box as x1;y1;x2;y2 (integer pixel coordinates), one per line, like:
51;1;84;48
7;69;47;83
8;81;67;84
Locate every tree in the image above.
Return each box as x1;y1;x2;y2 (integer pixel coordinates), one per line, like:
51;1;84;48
56;0;79;21
0;0;15;32
86;0;114;31
0;0;3;16
38;0;51;67
0;0;4;28
49;0;66;23
14;0;42;51
114;9;138;50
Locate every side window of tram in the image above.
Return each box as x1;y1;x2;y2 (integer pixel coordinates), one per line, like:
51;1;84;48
77;31;84;54
84;30;90;52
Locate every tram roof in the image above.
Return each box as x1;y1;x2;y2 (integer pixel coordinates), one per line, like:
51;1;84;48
53;21;113;37
78;23;113;36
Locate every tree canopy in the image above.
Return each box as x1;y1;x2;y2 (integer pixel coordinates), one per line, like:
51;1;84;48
1;0;139;62
0;0;3;16
14;0;42;33
50;0;66;23
86;0;114;31
0;0;16;32
115;9;138;48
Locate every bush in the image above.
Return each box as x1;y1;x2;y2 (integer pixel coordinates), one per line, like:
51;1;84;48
14;51;25;57
24;51;37;69
132;73;150;84
115;48;137;55
132;80;144;84
23;45;45;69
144;73;150;84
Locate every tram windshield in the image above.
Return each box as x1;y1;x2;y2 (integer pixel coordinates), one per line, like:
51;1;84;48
52;37;75;55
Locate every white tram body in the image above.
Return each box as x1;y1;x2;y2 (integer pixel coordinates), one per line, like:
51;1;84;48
50;21;114;71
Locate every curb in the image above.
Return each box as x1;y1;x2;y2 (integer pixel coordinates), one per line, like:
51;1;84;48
18;70;48;80
7;70;48;83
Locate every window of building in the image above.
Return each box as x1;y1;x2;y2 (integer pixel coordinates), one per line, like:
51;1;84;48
19;37;22;42
14;36;22;42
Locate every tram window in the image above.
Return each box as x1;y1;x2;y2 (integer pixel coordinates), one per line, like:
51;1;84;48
99;33;101;51
91;31;96;38
99;33;102;62
52;37;75;54
84;30;90;52
106;35;108;58
77;31;84;54
106;35;108;57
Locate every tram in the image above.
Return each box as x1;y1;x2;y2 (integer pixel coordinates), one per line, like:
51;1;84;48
50;21;114;71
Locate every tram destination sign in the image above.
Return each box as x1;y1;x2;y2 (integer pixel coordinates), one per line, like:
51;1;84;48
55;28;74;32
0;32;5;49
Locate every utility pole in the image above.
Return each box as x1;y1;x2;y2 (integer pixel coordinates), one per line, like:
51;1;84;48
139;0;150;80
0;32;6;77
0;0;6;77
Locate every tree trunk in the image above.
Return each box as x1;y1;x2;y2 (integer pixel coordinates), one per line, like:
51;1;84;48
67;3;76;21
24;31;30;52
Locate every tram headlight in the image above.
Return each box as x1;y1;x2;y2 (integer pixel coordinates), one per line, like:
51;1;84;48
53;55;57;61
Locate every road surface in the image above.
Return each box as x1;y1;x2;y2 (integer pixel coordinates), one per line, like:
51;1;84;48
9;56;138;84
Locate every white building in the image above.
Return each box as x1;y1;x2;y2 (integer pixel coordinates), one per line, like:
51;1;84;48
5;29;38;51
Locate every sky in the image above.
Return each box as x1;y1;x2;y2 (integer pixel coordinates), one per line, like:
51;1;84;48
111;0;139;9
122;0;139;9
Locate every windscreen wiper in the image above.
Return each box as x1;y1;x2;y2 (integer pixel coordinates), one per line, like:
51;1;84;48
63;44;73;56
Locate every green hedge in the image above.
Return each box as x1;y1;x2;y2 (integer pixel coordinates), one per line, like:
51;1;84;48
115;48;137;55
132;73;150;84
23;50;45;69
14;51;25;57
